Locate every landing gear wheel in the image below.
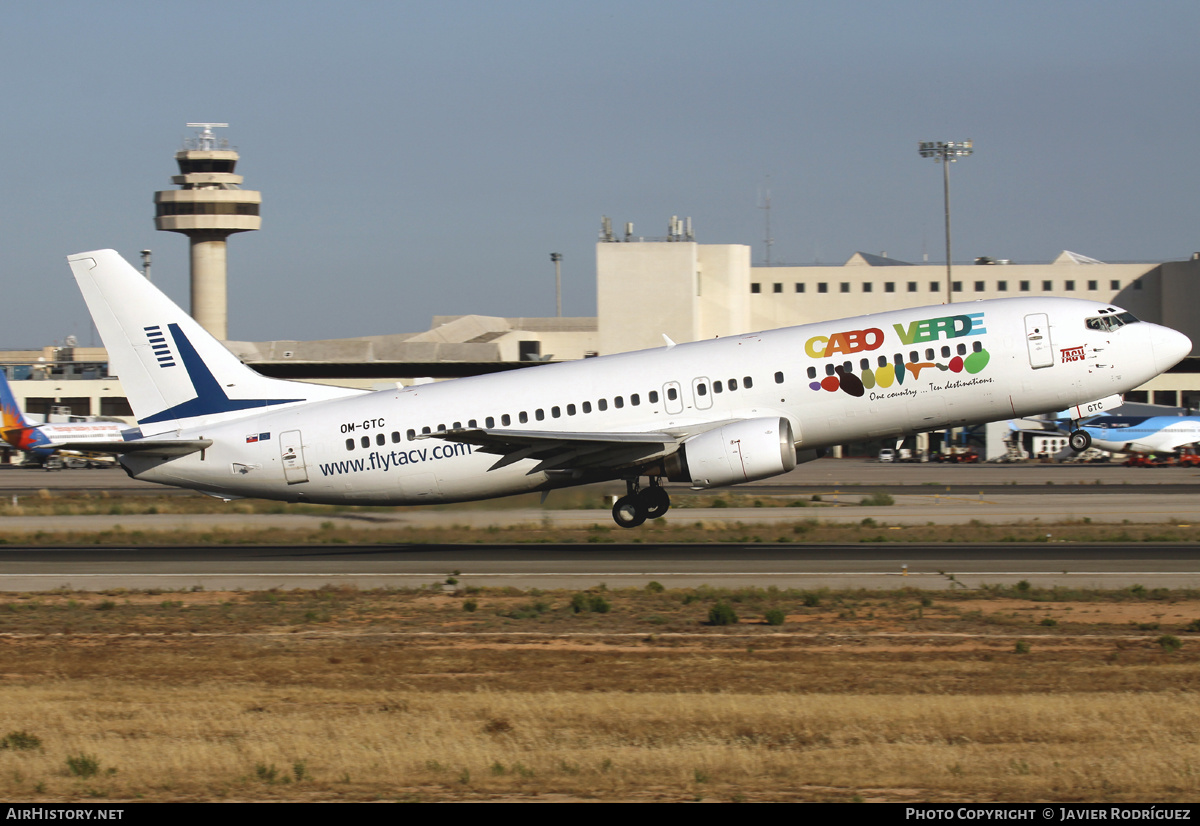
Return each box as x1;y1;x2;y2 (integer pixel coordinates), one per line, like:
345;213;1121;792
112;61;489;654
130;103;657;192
1069;430;1092;453
638;486;670;519
612;495;647;528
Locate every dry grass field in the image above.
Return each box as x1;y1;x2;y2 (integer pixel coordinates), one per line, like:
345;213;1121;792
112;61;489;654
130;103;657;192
1;584;1199;802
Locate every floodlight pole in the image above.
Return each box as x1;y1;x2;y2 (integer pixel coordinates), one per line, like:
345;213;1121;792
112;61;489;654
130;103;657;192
550;253;563;317
918;140;973;304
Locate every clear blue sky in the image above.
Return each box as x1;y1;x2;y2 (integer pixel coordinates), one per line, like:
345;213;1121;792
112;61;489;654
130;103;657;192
2;0;1197;347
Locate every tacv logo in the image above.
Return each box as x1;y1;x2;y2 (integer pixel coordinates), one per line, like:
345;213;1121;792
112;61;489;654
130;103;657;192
144;325;176;368
140;324;302;424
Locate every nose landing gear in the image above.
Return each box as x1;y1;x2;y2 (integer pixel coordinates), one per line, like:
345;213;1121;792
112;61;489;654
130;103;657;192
611;478;671;528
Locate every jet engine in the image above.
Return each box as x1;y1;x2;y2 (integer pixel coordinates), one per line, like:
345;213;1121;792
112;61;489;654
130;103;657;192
666;417;802;488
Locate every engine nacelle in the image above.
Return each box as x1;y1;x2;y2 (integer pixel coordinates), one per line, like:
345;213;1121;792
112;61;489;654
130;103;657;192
666;417;799;488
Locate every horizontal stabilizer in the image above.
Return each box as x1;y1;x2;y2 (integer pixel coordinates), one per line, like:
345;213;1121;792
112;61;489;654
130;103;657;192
46;439;212;458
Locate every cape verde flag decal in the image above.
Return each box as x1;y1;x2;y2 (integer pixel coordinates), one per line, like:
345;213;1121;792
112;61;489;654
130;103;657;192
145;325;176;368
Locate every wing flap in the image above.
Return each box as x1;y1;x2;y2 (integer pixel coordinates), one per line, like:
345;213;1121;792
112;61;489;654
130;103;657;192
420;427;679;474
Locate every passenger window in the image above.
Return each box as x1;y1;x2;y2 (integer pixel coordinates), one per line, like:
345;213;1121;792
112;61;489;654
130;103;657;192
375;433;384;446
909;351;918;362
453;421;461;430
614;396;624;408
696;384;707;396
859;359;869;370
878;356;887;368
468;419;477;428
729;378;738;391
598;399;608;411
551;406;561;418
649;391;659;404
972;341;983;352
535;409;545;421
744;376;753;389
713;381;723;393
421;426;431;435
667;388;678;401
437;424;446;432
519;412;528;424
390;431;401;443
631;394;640;406
807;367;817;379
406;429;415;441
501;414;511;426
361;436;370;448
957;344;966;356
583;401;592;413
346;439;355;451
775;371;784;384
567;404;576;415
826;364;836;376
941;346;950;358
486;417;495;428
925;349;934;361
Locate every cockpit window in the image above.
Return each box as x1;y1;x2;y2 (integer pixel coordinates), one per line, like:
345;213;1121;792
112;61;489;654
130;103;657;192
1085;312;1140;332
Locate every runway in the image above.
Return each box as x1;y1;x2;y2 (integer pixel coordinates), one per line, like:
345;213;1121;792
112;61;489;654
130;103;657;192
2;461;1198;591
2;542;1199;592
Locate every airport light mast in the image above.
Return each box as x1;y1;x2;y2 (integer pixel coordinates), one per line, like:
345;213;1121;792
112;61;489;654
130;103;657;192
154;123;261;339
918;140;973;304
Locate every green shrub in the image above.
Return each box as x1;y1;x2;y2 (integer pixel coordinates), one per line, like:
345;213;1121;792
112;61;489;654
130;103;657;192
1014;640;1031;654
708;602;739;626
0;731;41;751
66;753;101;779
1158;635;1183;653
763;608;786;626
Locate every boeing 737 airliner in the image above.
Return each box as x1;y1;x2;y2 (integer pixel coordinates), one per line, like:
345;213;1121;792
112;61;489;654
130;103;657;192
58;250;1191;527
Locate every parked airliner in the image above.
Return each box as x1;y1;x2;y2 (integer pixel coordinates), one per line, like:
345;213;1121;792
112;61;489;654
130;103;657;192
59;249;1191;527
0;372;125;461
1077;412;1200;456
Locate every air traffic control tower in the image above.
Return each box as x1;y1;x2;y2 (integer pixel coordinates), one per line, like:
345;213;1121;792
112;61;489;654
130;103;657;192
154;123;261;340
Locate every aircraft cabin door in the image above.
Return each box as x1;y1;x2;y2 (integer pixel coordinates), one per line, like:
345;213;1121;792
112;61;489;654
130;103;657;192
691;377;713;410
1024;313;1054;369
280;429;309;484
663;381;684;414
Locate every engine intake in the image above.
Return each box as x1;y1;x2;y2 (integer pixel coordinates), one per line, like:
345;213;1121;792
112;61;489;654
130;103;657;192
667;417;799;488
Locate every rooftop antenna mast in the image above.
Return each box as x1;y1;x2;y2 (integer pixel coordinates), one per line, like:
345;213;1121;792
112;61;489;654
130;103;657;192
185;122;229;150
759;177;774;266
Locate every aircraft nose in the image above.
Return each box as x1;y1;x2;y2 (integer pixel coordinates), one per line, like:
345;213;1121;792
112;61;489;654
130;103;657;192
1150;324;1192;374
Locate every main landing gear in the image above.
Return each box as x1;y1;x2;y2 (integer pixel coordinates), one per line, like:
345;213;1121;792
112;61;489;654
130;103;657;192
611;478;671;528
1067;420;1092;453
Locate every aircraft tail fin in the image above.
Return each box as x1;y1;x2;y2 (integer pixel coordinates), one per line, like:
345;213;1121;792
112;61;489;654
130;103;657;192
67;250;363;435
0;372;52;452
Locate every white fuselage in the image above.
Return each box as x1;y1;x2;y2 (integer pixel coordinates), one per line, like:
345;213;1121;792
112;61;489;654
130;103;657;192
121;297;1188;504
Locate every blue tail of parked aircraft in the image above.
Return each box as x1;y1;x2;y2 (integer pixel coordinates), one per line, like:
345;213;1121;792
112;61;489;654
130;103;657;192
0;372;52;454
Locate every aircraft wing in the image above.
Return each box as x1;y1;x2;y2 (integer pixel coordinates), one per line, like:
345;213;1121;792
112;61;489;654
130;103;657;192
42;439;213;458
422;428;682;474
